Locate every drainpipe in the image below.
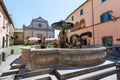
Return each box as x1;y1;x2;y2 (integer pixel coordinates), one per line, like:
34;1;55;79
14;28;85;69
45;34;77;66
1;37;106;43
91;0;95;45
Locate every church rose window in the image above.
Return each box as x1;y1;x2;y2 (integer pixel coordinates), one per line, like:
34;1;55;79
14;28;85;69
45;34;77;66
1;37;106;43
38;23;42;27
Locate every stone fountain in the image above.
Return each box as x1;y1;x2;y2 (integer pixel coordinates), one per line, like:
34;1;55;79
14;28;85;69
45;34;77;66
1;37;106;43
21;21;106;68
52;20;74;48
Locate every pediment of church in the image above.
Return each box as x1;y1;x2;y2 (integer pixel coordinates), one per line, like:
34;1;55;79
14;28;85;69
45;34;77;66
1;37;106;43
33;17;46;22
23;17;54;31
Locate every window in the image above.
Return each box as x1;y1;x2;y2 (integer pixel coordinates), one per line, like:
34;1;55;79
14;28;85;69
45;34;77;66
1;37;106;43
71;16;74;21
80;9;83;16
100;12;111;23
102;36;113;46
101;0;106;3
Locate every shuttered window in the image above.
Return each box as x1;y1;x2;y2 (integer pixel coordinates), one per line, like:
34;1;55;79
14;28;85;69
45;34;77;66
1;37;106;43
101;0;106;3
80;9;83;16
71;16;74;21
100;12;111;23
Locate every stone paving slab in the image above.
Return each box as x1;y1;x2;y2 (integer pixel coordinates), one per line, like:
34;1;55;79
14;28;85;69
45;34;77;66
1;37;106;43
55;61;117;80
57;61;114;75
1;69;19;77
0;74;15;80
20;74;57;80
66;67;116;80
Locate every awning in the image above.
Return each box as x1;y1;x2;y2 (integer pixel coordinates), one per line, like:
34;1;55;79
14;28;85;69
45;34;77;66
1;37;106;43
28;37;41;41
80;31;92;38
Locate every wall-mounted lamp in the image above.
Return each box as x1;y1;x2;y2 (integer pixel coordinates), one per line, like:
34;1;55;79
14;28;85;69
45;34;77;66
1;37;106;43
109;10;116;21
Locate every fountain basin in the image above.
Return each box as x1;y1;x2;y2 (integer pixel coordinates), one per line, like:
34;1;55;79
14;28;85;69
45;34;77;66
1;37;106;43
21;47;106;67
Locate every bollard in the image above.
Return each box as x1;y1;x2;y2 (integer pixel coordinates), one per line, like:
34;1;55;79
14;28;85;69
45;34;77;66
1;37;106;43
11;49;14;55
116;62;120;80
2;52;6;61
0;54;1;65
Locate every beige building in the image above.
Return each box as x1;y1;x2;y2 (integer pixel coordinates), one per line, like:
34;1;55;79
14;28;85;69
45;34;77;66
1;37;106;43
23;17;54;40
0;0;14;48
14;29;24;45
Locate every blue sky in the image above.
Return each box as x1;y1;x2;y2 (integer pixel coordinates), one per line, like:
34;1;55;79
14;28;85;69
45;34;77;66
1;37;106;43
4;0;86;38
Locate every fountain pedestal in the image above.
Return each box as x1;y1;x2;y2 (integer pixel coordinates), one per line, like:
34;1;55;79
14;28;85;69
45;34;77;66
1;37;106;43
21;47;106;68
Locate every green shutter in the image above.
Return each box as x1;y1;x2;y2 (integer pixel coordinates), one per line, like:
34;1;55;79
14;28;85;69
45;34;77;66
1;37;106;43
106;37;112;46
101;0;106;3
72;16;74;21
80;9;83;15
100;15;103;23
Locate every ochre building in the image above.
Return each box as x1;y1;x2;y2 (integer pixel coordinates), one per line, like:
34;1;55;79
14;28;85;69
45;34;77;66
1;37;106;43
14;29;24;45
65;0;120;50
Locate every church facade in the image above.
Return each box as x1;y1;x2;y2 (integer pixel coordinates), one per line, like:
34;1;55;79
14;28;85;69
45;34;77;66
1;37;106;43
23;17;54;39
